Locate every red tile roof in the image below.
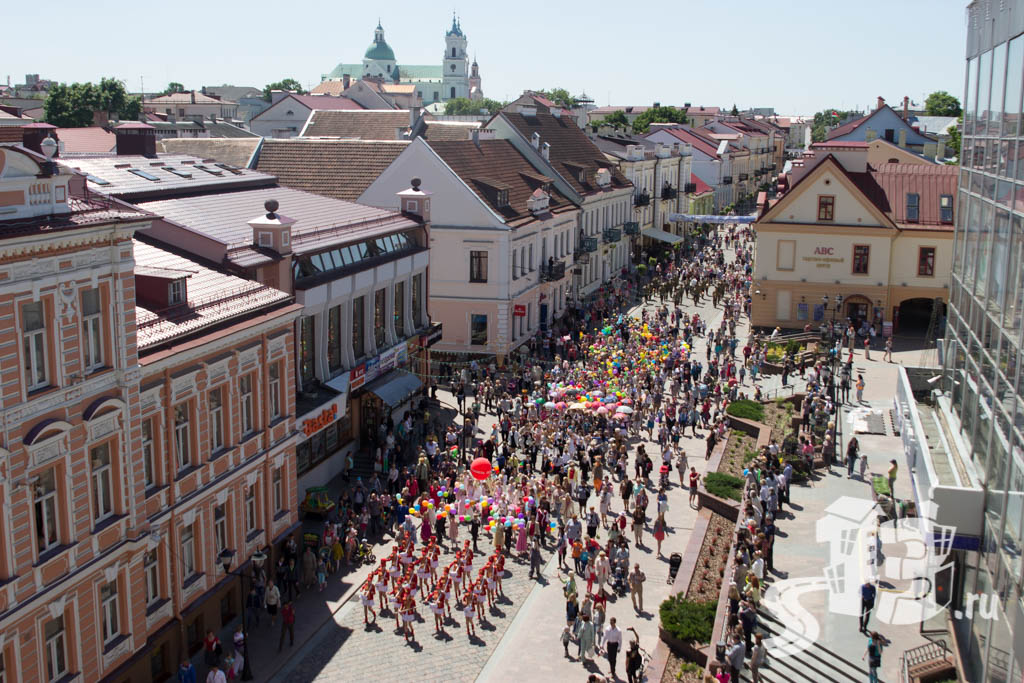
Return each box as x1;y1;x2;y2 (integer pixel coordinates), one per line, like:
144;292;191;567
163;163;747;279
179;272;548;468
648;127;719;158
55;127;116;154
290;94;365;111
870;162;957;228
302;110;412;140
428;139;575;227
686;106;720;116
810;141;869;149
690;173;712;195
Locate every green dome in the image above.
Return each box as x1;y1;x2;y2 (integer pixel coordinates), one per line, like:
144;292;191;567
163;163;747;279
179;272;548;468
365;40;395;61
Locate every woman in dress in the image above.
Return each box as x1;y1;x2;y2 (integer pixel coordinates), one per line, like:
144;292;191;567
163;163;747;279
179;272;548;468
576;613;596;661
653;515;667;557
400;590;417;642
429;590;445;634
515;520;528;557
462;582;477;638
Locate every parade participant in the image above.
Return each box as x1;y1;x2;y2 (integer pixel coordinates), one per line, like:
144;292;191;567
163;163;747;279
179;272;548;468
360;579;377;624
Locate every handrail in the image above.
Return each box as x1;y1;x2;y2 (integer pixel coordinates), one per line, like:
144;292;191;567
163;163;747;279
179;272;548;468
900;639;950;683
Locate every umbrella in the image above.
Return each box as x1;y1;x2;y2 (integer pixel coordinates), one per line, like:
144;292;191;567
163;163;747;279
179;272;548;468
612;412;630;420
616;405;634;414
603;396;617;403
597;406;610;414
569;403;587;411
544;401;556;409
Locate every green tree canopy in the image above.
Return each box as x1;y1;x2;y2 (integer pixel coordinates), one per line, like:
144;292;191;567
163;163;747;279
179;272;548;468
925;90;962;117
590;110;630;130
945;115;962;161
730;103;739;116
631;106;687;134
162;82;185;95
263;78;305;101
536;88;578;109
444;97;505;116
44;78;141;128
810;108;860;142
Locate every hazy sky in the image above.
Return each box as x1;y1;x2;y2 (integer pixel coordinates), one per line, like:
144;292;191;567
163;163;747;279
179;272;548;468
6;0;967;115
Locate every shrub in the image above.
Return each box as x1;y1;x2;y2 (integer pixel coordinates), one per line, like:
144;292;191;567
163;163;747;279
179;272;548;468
660;595;717;644
785;339;802;357
705;472;744;501
726;400;765;422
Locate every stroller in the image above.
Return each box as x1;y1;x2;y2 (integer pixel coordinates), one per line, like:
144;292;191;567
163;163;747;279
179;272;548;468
667;552;683;584
612;560;628;596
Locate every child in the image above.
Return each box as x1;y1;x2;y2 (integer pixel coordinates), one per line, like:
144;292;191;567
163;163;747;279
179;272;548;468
316;558;327;592
561;624;572;657
429;590;445;634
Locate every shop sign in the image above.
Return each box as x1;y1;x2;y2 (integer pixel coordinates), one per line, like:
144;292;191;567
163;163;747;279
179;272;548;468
395;342;408;366
365;356;381;383
422;323;443;348
513;304;527;317
380;345;398;372
350;363;366;390
302;404;338;436
802;246;845;268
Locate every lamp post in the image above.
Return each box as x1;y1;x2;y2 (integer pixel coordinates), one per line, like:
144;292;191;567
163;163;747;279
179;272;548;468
219;548;266;681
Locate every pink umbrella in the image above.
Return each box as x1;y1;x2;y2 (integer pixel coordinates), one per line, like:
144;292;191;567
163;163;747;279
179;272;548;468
597;406;610;415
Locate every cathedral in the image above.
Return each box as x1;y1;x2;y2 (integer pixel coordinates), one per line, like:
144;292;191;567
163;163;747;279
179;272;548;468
323;16;483;107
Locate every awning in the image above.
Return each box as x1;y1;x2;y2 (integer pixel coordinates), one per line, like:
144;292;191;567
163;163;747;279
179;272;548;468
641;228;683;244
367;369;423;408
667;213;757;224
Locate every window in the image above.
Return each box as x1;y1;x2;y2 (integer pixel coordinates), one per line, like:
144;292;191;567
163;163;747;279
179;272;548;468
352;296;365;359
144;549;160;605
906;193;920;222
528;244;534;271
273;467;283;513
214;505;227;554
470;314;488;346
373;289;386;348
81;288;103;371
918;247;936;276
268;363;281;420
240;375;254;435
258;231;272;247
44;616;67;682
168;280;184;305
22;301;47;390
100;580;119;644
817;195;835;221
940;194;953;223
452;47;456;58
299;316;315;385
451;87;456;99
174;403;191;470
34;469;58;553
412;274;423;328
245;485;257;532
852;245;870;274
776;240;796;271
496;190;509;208
884;128;894;142
327;306;342;372
433;91;439;101
141;418;155;488
394;281;405;338
470;250;488;282
181;524;196;579
209;389;223;452
512;250;518;280
90;443;113;522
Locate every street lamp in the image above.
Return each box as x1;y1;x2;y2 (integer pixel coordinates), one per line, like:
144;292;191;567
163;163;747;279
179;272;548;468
219;548;267;681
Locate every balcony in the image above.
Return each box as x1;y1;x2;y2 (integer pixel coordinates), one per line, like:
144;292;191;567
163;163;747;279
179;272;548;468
683;182;697;194
660;184;677;200
623;221;640;235
633;191;651;207
603;228;622;243
738;173;749;181
722;176;733;185
541;260;566;281
578;236;599;253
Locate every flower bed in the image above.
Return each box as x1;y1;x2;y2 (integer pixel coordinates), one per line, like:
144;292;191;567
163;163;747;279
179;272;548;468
717;429;758;478
704;472;744;501
662;654;705;683
685;512;734;603
724;399;764;422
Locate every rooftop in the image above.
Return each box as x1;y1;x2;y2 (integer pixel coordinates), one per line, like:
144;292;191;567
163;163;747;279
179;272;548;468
59;154;275;200
253;138;409;202
301;109;414;140
156;138;262;168
146;90;233;105
133;237;291;350
54;127;117;154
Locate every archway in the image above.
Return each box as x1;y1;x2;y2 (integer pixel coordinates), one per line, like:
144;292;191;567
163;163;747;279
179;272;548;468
842;294;874;328
896;297;944;336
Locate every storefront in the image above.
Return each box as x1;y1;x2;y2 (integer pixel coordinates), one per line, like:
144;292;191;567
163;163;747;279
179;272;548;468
295;374;352;489
348;341;423;449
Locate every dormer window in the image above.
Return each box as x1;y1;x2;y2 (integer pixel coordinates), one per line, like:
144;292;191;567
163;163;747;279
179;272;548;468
578;169;587;183
940;194;953;223
496;190;509;208
905;193;920;223
168;280;185;306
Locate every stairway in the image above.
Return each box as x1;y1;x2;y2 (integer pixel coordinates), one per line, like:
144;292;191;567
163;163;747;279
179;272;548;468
737;610;871;683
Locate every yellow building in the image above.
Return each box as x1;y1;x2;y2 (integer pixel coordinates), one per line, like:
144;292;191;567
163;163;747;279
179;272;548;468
752;146;957;334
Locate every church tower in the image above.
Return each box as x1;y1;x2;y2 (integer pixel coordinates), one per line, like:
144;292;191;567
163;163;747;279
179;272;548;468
468;58;483;101
442;14;469;101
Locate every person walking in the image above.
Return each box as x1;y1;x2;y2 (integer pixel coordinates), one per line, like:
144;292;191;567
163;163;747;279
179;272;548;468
846;437;860;477
628;563;646;613
577;613;596;662
205;663;226;683
529;539;543;580
750;633;767;683
688;467;701;508
277;600;295;652
860;580;877;633
887;459;899;499
604;617;622;677
264;580;281;627
177;659;197;683
856;374;865;403
625;631;643;683
883;336;893;362
863;631;884;683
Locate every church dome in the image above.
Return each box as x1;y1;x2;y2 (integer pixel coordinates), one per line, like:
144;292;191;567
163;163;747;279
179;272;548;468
365;40;395;61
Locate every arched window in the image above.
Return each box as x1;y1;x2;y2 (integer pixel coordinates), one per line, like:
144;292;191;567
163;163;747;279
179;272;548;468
452;47;457;58
451;87;456;99
451;64;456;72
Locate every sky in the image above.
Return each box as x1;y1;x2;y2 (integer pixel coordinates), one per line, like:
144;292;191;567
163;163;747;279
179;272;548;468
5;0;968;115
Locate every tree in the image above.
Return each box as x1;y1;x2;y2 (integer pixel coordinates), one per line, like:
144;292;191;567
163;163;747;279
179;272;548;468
44;78;141;127
810;108;860;142
263;78;305;101
536;88;578;109
631;106;687;134
590;110;630;130
925;90;962;117
945;115;962;161
444;97;505;116
730;103;739;116
162;82;185;95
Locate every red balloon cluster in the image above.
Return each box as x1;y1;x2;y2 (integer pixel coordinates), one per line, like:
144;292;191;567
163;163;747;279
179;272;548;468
470;457;492;481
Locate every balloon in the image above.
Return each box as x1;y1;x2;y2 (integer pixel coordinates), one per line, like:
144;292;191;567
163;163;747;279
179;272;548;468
470;457;492;481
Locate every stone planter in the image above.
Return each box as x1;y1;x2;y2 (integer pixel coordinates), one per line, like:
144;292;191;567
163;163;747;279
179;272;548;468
659;627;709;667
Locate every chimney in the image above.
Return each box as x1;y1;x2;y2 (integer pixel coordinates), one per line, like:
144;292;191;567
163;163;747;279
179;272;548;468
897;128;906;148
398;178;432;222
471;128;480;148
409;106;421;128
92;110;110;127
541;142;550;161
342;73;351;90
902;95;909;119
114;122;157;157
531;132;541;150
936;141;945;159
249;199;295;256
21;123;58;155
876;96;885;110
190;90;196;104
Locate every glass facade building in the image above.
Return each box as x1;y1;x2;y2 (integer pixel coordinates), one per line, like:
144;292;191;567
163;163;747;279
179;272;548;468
944;1;1024;680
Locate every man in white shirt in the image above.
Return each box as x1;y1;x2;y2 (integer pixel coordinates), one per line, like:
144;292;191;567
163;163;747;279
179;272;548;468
604;616;622;676
206;663;227;683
